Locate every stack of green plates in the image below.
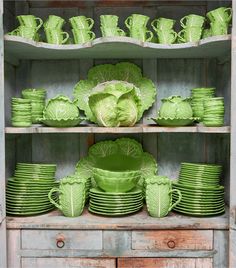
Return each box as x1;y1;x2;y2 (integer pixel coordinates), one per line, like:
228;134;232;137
172;162;225;216
22;89;46;124
85;178;92;202
203;97;225;127
191;88;215;121
89;187;143;216
6;163;58;216
11;98;32;127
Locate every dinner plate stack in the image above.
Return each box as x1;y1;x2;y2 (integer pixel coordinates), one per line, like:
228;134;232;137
203;97;225;127
89;187;144;216
11;98;32;127
6;163;58;216
172;162;225;216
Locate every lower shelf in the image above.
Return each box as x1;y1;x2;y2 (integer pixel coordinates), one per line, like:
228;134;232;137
6;206;229;230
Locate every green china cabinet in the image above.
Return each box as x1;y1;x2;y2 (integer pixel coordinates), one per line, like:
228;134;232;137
0;0;235;267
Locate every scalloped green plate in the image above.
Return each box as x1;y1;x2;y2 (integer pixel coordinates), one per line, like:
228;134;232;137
151;117;199;126
40;117;85;127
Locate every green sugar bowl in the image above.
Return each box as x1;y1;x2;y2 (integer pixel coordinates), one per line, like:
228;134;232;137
146;176;182;218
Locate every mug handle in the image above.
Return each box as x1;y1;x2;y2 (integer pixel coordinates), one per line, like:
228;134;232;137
88;31;96;41
224;7;232;23
168;189;182;211
180;16;187;28
48;188;63;210
118;28;126;36
151;18;158;31
146;30;153;42
61;32;69;44
125;16;132;29
8;28;19;36
172;30;178;43
35;17;43;31
177;29;186;43
86;18;94;29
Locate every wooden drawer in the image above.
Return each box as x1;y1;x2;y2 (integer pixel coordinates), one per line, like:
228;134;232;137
22;258;116;268
21;230;102;250
132;230;213;250
118;258;213;268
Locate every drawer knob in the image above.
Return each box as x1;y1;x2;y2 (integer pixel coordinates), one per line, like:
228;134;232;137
56;238;65;248
167;240;176;249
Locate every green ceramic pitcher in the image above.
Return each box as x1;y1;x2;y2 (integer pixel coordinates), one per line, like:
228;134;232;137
48;176;86;217
17;15;43;31
125;14;150;29
100;15;119;28
206;7;232;23
72;29;95;44
210;22;228;36
45;28;69;44
13;26;38;40
129;27;153;42
69;16;94;29
100;26;125;37
146;176;182;218
151;18;176;31
44;15;65;29
180;14;205;28
156;29;177;44
178;27;202;43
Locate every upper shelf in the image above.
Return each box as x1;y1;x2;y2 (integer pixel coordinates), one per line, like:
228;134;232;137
4;35;231;64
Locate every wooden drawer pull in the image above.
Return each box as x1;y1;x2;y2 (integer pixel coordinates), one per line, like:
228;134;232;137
167;240;176;249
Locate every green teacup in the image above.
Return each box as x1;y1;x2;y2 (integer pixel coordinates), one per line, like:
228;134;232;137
151;18;176;31
69;16;94;30
100;26;125;37
207;7;232;23
100;15;119;28
15;26;38;40
72;29;95;44
125;14;150;29
45;29;69;44
44;15;65;29
210;22;228;36
17;15;43;31
180;14;205;28
157;29;177;44
146;176;182;218
48;176;86;217
178;26;203;43
129;27;153;42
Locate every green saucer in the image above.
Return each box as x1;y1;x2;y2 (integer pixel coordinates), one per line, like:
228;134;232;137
172;182;224;192
88;206;142;216
173;207;225;216
89;193;143;201
90;200;143;209
90;195;143;203
6;207;55;216
90;187;142;196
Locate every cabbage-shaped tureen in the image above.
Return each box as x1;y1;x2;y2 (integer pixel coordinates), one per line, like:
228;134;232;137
73;62;157;126
41;95;84;127
151;95;198;126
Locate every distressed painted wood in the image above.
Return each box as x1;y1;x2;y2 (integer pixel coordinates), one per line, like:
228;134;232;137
132;230;213;250
6;207;229;230
213;230;229;268
22;230;102;250
4;35;231;63
21;258;116;268
117;257;213;268
7;229;21;268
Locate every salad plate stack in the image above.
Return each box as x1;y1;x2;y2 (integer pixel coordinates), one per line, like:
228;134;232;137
11;98;32;127
191;88;215;120
203;97;225;127
6;163;58;216
172;162;225;216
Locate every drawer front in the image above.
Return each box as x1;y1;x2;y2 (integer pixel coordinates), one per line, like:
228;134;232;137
21;230;102;250
22;258;116;268
118;258;213;268
132;230;213;250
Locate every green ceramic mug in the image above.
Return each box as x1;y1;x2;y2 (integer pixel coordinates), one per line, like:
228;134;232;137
180;14;205;28
100;15;119;28
69;16;94;29
125;14;150;29
151;18;176;31
44;15;65;29
48;176;86;217
210;22;228;36
157;29;177;44
17;15;43;31
130;27;153;42
146;176;182;218
178;27;202;43
45;29;69;44
206;7;232;23
72;29;95;44
100;26;125;37
15;26;38;40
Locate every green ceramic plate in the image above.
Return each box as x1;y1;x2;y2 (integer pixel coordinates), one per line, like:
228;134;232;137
6;196;56;203
89;193;143;201
89;202;143;212
173;199;225;209
90;187;142;196
6;207;55;216
172;182;224;191
179;170;220;177
41;117;84;127
90;199;143;208
172;188;224;197
173;208;225;216
6;204;54;211
90;195;143;203
174;204;225;212
88;206;143;216
151;117;198;126
6;198;54;205
181;163;221;170
172;193;224;202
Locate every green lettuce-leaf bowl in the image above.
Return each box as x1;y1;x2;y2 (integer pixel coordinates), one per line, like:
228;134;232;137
151;117;199;126
43;95;79;120
93;167;141;178
40;117;85;127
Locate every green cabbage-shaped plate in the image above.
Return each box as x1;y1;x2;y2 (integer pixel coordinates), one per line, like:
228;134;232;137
151;117;200;126
40;117;85;127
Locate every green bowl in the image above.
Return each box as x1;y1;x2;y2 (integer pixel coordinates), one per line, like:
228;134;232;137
93;167;141;178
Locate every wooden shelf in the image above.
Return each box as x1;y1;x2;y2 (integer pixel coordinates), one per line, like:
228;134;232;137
4;35;231;64
5;125;230;134
7;206;229;230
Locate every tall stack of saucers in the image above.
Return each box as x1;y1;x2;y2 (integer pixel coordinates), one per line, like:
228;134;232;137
203;97;225;127
191;88;215;121
22;88;46;124
11;98;32;127
172;162;225;216
88;168;143;216
6;163;58;216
